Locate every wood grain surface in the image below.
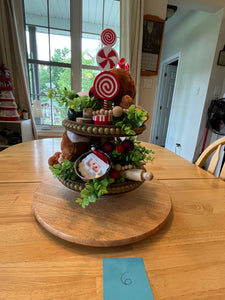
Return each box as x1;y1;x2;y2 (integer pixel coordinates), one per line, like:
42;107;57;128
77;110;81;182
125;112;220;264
32;179;172;246
1;139;225;300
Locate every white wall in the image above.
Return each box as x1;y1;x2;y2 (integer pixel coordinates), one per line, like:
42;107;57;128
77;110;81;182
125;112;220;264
138;0;167;142
194;17;225;162
160;9;223;161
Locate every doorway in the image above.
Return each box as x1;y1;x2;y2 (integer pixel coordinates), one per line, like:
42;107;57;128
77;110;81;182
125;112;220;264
151;55;179;146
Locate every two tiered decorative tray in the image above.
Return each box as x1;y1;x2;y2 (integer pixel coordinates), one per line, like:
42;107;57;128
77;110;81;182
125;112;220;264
32;112;172;247
32;28;172;246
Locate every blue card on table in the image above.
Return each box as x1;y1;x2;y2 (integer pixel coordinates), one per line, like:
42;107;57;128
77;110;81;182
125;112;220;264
103;257;154;300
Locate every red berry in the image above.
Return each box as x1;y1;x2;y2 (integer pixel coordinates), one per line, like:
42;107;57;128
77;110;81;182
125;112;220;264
122;141;130;148
116;145;124;153
121;140;134;152
126;145;133;152
103;142;114;152
110;170;119;180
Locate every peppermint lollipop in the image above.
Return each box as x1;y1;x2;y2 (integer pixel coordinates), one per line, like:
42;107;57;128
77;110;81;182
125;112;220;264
93;71;120;109
101;28;117;46
96;47;119;71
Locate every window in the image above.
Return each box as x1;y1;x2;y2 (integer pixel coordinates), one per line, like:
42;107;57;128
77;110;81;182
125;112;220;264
23;0;120;128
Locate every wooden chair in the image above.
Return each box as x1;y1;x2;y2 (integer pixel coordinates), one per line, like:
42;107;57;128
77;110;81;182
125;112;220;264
195;136;225;180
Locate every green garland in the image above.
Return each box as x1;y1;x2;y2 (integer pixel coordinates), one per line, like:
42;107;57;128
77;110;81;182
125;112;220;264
111;138;155;167
76;176;115;208
47;88;77;109
113;105;148;135
47;87;104;111
49;159;78;181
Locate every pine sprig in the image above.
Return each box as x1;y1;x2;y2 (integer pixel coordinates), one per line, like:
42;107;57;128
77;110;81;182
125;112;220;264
76;176;115;208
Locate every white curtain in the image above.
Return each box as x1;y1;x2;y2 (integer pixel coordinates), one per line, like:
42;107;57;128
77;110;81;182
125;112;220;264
0;0;37;139
120;0;144;106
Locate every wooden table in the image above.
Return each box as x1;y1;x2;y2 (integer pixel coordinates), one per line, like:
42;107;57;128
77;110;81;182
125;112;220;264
1;139;225;299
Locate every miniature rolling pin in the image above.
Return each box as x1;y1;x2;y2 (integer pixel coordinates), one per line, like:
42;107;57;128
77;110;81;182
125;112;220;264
121;169;154;181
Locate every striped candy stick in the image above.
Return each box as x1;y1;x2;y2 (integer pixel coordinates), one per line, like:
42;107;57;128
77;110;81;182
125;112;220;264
104;100;108;110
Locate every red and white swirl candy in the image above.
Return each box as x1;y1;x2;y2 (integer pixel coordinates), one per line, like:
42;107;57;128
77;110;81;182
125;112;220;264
101;28;117;46
96;47;119;71
93;71;120;100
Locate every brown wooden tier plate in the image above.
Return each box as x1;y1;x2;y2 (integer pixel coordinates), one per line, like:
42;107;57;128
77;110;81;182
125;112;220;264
58;177;143;194
32;179;172;247
62;118;146;137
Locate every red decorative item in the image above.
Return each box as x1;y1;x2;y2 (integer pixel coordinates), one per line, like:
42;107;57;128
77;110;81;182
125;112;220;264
116;145;125;153
0;64;20;121
75;148;111;181
0;83;13;91
101;28;117;46
0;116;21;121
91;148;109;164
92;115;113;125
103;142;114;152
0;76;11;82
121;140;134;152
93;71;120;100
104;101;108;110
118;57;125;69
0;98;14;102
125;63;130;71
110;170;119;180
0;106;18;111
118;58;129;71
97;47;119;71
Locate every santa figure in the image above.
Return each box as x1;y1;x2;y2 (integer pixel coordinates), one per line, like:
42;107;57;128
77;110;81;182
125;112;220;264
77;147;110;180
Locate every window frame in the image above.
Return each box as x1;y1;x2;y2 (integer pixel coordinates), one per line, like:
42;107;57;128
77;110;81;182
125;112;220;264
23;0;120;130
23;0;72;128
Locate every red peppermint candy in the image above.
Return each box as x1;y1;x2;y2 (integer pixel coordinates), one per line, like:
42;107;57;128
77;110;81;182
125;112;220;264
93;71;120;100
97;47;119;71
101;28;117;46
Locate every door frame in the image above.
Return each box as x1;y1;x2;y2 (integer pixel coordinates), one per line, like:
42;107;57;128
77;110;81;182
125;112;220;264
151;52;181;145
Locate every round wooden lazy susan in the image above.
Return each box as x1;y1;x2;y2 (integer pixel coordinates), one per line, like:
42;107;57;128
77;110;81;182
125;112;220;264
32;179;172;247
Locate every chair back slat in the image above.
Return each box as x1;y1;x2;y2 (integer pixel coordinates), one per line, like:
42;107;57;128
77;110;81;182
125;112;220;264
220;163;225;180
195;136;225;181
207;144;221;174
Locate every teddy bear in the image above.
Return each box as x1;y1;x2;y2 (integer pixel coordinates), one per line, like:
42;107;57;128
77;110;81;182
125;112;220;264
48;130;114;167
48;130;91;166
110;66;136;109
